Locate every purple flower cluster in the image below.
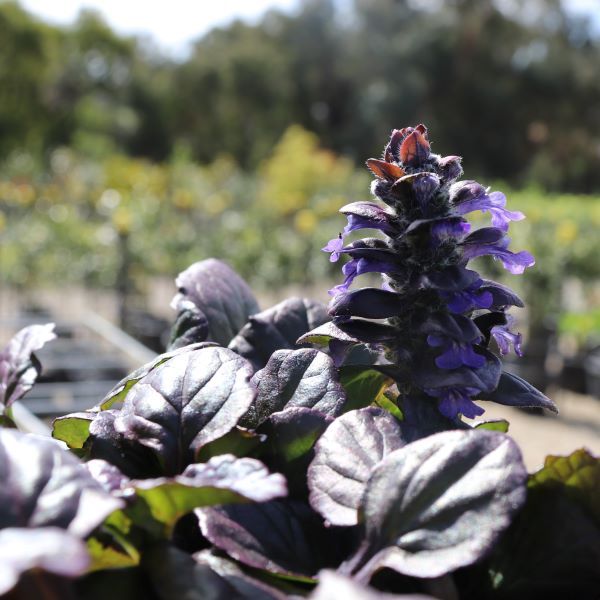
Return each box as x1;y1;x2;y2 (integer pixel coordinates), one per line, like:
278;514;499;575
320;125;533;419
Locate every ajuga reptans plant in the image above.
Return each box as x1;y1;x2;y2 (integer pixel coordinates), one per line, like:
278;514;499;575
2;126;598;600
307;124;552;420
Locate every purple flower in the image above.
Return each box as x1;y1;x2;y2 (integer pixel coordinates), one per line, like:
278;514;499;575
440;281;494;313
461;232;535;275
311;124;542;421
323;202;397;262
437;155;463;182
491;320;523;357
424;386;485;419
450;182;525;231
431;219;471;242
427;334;486;369
412;172;440;214
322;235;344;262
328;257;402;296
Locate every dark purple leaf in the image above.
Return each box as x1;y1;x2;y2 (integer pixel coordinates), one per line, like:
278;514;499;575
84;459;131;494
473;312;507;343
0;323;56;408
194;550;288;599
400;395;469;442
87;409;162;478
97;342;215;411
172;259;260;347
127;455;287;534
309;571;437;600
258;407;332;497
418;312;482;343
420;267;480;292
242;349;346;429
197;500;350;578
168;300;210;350
337;241;399;264
477;371;558;413
333;318;398;344
479;279;524;309
463;226;505;246
475;485;600;598
413;350;501;393
403;216;465;237
143;543;243;600
308;408;407;526
228;297;329;371
0;428;123;534
350;429;527;580
0;527;90;595
297;321;363;347
113;346;256;475
329;288;407;319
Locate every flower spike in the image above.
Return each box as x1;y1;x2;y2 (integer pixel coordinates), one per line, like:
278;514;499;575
308;124;547;421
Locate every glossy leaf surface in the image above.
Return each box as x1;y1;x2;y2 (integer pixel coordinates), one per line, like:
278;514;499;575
0;428;122;534
478;371;558;413
308;408;406;526
0;323;56;409
114;346;256;475
172;258;260;347
229;297;328;371
242;348;345;429
354;429;527;579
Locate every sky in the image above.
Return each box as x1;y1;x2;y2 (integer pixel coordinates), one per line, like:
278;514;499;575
20;0;300;57
19;0;600;58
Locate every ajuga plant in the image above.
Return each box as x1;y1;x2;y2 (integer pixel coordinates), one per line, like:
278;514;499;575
0;127;598;600
306;124;552;423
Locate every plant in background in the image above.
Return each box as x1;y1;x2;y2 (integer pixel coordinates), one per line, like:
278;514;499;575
0;127;598;600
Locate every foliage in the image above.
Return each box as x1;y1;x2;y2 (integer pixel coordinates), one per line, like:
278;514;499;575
0;125;598;598
1;0;600;191
0;126;367;290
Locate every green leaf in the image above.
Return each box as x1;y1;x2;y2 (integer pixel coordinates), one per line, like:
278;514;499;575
196;427;263;462
529;448;600;524
127;455;287;536
86;535;139;571
339;366;393;413
52;412;94;448
257;407;332;497
0;414;17;429
474;419;510;433
374;389;404;421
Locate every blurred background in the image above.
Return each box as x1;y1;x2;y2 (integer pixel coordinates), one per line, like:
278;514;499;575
0;0;598;463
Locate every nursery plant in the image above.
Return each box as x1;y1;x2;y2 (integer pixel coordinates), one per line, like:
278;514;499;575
1;125;599;600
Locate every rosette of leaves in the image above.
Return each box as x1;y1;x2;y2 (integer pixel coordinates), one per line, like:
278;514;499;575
303;124;557;423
